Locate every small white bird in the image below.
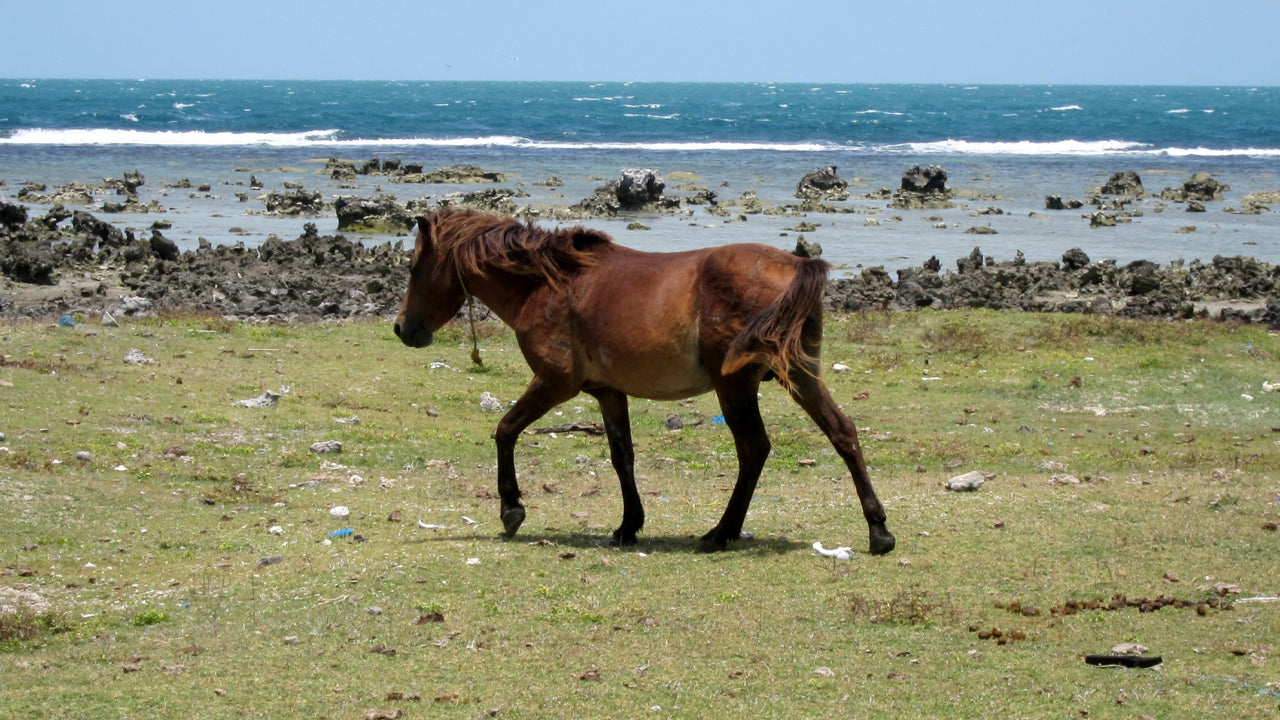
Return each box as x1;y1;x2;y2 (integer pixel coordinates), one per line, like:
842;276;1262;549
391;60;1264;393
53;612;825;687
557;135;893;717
812;541;854;562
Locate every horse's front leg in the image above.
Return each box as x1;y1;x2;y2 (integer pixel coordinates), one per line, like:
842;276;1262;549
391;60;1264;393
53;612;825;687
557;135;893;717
493;377;575;539
587;387;644;545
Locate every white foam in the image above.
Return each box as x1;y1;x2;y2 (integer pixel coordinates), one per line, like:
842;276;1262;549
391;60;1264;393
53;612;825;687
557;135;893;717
891;138;1146;156
0;127;343;147
3;127;1277;158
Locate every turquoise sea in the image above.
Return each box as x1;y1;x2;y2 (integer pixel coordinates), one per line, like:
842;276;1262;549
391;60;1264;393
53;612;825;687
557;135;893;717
2;80;1277;271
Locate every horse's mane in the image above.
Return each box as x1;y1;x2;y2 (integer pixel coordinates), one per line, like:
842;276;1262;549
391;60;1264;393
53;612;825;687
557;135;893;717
424;209;611;288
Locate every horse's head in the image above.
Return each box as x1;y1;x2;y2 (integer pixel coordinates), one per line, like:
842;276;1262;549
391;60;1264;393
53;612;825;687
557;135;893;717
394;215;468;348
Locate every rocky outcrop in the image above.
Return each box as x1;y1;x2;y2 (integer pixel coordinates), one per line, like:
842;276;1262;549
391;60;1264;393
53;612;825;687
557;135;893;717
398;164;507;184
570;169;677;217
334;195;415;233
889;165;954;210
1095;171;1145;197
3;205;1278;327
795;166;849;202
824;246;1280;325
901;165;948;194
1160;173;1229;202
259;188;325;216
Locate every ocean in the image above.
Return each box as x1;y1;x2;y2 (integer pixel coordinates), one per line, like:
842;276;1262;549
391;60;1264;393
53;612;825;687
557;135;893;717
2;80;1277;274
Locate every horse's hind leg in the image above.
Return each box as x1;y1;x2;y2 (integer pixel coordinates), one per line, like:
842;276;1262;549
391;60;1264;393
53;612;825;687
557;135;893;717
494;377;575;539
787;371;896;555
587;388;644;545
700;376;771;552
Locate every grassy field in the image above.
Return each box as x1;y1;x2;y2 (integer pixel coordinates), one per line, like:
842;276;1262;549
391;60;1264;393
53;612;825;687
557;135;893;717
1;309;1277;719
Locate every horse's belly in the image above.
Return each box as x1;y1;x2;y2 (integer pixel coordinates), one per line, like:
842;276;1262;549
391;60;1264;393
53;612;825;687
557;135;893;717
587;344;713;400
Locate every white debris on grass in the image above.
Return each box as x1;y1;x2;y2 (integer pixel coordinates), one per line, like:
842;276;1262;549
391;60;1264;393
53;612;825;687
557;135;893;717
123;348;156;365
234;390;281;408
480;392;503;413
945;470;992;491
812;541;854;562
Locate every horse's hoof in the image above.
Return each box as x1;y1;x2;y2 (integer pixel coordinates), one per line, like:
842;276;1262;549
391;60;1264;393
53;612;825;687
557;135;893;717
501;506;526;539
610;529;638;547
697;534;729;553
869;528;896;556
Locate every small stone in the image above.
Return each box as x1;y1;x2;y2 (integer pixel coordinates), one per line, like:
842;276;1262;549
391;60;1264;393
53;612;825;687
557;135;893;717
664;414;684;431
268;525;284;535
257;554;284;566
310;440;343;454
945;471;991;491
283;636;300;645
1111;642;1149;656
329;506;350;520
75;451;93;461
234;390;280;408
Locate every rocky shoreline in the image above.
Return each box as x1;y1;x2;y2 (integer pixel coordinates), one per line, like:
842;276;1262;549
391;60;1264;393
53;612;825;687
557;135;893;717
2;165;1278;327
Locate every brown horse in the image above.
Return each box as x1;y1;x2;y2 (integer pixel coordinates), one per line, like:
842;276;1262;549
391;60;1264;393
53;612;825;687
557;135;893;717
394;208;894;554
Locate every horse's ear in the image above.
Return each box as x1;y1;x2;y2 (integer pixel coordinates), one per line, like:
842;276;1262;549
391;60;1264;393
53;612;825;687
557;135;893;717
414;216;433;250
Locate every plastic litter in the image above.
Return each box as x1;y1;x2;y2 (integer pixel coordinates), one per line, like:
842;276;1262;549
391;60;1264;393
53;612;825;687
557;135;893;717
812;541;854;562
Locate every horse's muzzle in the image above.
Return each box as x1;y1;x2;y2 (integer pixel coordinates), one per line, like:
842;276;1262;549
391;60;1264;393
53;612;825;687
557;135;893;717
393;318;434;348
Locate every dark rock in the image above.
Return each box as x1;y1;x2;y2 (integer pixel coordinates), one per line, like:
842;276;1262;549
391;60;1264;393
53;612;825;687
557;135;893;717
71;210;125;248
1046;196;1085;210
149;229;180;261
400;164;506;184
570;169;675;217
259;188;324;216
1088;211;1118;227
334;195;414;232
792;236;822;259
956;247;987;273
327;158;358;180
0;199;28;232
795;166;849;201
901;165;948;194
439;188;520;215
616;168;666;209
1062;248;1091;271
1161;173;1228;202
1098;171;1144;197
0;238;58;284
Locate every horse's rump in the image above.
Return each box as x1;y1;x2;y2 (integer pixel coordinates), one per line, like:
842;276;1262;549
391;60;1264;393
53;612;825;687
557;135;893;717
720;256;830;390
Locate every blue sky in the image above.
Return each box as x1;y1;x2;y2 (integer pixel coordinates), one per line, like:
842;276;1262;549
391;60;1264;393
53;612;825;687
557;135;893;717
5;0;1278;85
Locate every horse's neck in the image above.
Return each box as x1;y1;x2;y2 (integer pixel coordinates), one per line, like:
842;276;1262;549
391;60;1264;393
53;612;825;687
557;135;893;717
463;268;542;327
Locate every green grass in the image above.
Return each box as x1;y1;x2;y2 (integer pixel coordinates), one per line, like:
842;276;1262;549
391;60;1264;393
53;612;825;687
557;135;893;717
1;310;1277;718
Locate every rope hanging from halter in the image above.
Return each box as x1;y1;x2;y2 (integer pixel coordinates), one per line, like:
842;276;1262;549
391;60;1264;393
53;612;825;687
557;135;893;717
456;265;484;367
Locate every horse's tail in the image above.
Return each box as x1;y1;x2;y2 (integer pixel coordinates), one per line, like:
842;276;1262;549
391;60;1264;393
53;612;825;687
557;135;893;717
721;258;830;392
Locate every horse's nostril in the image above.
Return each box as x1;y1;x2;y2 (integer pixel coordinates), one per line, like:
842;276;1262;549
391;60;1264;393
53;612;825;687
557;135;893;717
393;322;402;337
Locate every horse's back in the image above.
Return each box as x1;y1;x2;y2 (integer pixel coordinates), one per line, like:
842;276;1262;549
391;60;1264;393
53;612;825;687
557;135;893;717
562;242;816;399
